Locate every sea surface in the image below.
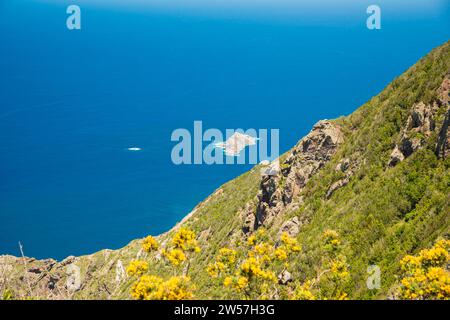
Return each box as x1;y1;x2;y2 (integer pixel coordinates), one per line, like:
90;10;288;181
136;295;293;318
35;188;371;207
0;0;449;260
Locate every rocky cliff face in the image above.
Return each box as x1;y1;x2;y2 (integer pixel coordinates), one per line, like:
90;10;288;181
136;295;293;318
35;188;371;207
242;121;344;235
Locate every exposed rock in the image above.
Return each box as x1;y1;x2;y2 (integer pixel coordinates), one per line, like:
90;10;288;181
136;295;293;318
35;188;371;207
47;275;60;290
436;109;450;159
326;177;350;199
260;159;280;176
115;260;125;284
388;102;438;166
437;74;450;106
388;146;405;167
254;176;284;229
406;102;436;134
28;267;43;274
436;76;450;159
60;256;75;267
335;158;350;172
248;121;344;231
283;121;344;200
278;270;292;285
242;203;256;234
279;217;300;237
389;76;450;165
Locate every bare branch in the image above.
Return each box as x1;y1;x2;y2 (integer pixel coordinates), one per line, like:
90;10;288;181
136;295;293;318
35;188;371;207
18;241;33;297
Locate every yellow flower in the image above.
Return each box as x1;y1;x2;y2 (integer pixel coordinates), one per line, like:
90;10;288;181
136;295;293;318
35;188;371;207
131;275;195;300
126;260;149;277
247;228;267;246
206;247;238;278
172;228;199;252
330;258;349;280
253;242;273;256
222;276;249;292
321;229;342;252
399;239;450;300
247;235;257;246
162;248;186;266
223;276;233;287
206;263;219;278
336;292;349;300
274;248;288;261
280;233;301;253
155;276;195;300
218;248;237;265
236;277;249;291
292;281;316;300
131;275;163;300
241;257;260;275
322;229;339;240
142;236;159;252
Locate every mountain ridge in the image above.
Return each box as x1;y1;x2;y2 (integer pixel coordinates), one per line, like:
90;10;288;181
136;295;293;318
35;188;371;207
1;40;449;300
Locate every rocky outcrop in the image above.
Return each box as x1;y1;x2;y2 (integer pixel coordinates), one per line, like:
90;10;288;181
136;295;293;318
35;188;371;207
0;255;67;299
436;109;450;159
436;76;450;159
388;102;438;167
243;120;344;233
278;270;292;285
326;156;362;199
279;217;301;237
389;76;450;166
283;121;344;202
242;203;256;234
388;146;405;167
326;177;350;199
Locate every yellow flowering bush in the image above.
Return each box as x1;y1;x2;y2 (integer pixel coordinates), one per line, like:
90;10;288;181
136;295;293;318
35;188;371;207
128;228;201;300
155;276;195;300
142;235;159;253
291;281;316;300
126;260;149;277
336;292;349;300
207;248;237;278
274;248;288;261
218;248;237;265
247;228;266;246
252;242;273;256
131;275;163;299
398;239;450;300
172;228;201;252
322;229;341;251
247;235;257;246
161;228;201;266
291;229;349;300
162;248;187;266
280;232;301;253
330;257;350;281
240;257;277;282
131;275;195;300
223;276;249;292
206;229;301;299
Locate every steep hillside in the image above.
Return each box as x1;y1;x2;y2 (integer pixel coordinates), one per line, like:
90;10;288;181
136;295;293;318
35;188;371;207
1;41;449;300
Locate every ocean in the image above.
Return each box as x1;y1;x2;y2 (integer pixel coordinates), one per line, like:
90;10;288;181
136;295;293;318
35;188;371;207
0;0;449;260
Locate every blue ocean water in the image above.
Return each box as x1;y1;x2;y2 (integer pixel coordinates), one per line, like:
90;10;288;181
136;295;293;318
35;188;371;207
0;0;449;260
